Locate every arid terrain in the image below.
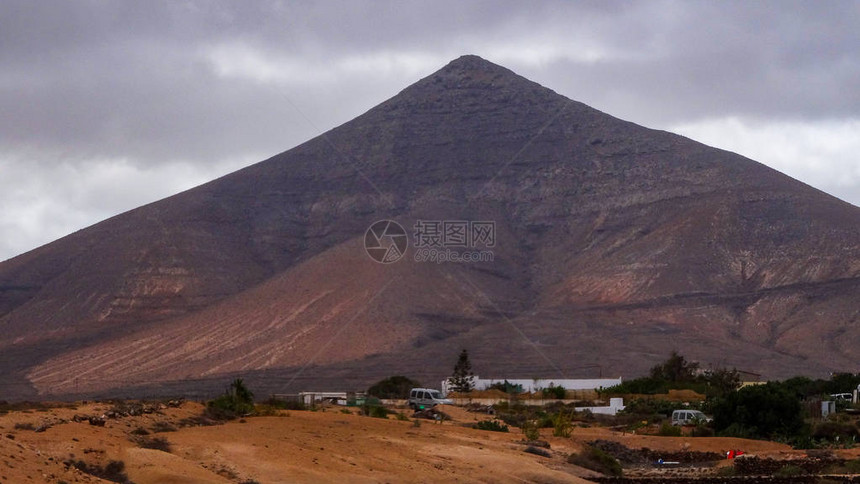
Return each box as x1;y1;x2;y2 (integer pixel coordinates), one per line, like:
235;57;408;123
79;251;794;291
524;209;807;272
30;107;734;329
2;399;843;484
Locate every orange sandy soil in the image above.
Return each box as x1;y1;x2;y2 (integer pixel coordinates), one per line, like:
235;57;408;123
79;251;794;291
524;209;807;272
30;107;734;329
0;401;848;483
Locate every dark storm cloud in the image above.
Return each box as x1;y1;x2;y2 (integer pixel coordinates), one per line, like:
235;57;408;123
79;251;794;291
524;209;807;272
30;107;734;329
1;0;858;261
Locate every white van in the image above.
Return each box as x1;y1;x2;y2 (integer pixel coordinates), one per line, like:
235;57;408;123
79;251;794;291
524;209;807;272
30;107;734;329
408;388;453;410
670;409;711;426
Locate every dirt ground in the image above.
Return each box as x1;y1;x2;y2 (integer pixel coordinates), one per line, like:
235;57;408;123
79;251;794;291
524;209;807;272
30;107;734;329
0;401;824;483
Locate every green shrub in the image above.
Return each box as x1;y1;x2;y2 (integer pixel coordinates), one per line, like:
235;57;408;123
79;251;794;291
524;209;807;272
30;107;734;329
367;376;421;399
488;380;524;394
474;420;509;432
206;378;255;420
567;446;623;477
552;411;573;438
658;422;682;436
774;464;804;477
521;420;541;441
361;405;389;418
542;384;566;400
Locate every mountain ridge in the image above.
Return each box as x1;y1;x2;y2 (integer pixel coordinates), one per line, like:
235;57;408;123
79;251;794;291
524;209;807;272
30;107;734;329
1;55;858;399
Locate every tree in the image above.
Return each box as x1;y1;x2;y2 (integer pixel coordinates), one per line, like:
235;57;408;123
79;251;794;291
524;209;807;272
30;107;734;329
447;349;475;393
711;382;804;440
207;378;255;419
704;367;741;396
367;375;421;399
649;351;698;383
229;378;254;405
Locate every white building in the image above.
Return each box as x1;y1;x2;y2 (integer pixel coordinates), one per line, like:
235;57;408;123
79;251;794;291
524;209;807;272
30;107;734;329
441;376;622;395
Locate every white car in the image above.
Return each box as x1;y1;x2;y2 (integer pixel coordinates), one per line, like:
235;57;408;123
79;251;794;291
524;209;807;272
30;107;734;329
408;388;453;410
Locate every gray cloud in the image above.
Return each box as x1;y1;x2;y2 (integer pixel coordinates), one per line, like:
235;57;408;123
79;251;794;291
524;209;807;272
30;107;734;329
1;0;858;261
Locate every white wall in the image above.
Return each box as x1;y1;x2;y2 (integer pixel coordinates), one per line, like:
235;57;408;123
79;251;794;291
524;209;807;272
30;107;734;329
441;376;622;394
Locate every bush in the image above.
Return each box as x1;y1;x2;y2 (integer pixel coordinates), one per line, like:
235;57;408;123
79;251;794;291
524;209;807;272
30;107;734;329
254;404;282;416
474;420;509;432
552;411;573;438
361;405;389;419
812;421;859;441
619;398;679;418
542;384;566;400
658;422;682;436
521;420;541;441
567;446;623;477
497;412;525;428
367;376;421;399
602;352;738;398
719;422;754;439
206;378;255;420
488;380;524;394
712;382;804;440
136;436;171;452
150;421;177;433
65;459;129;483
691;424;714;437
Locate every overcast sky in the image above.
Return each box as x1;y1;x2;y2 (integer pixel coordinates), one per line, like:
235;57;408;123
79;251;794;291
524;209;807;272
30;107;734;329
1;1;858;262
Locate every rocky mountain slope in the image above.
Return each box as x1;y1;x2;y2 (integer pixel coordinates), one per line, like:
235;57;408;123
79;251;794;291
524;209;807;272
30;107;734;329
1;55;858;399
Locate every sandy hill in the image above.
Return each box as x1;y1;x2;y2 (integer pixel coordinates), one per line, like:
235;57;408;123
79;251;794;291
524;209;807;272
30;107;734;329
1;55;859;399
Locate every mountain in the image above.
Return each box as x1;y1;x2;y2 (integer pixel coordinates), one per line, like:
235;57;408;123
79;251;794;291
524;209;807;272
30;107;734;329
2;55;859;399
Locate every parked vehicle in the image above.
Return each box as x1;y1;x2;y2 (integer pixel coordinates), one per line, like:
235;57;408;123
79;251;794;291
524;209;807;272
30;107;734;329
408;388;453;410
670;409;711;426
831;393;853;402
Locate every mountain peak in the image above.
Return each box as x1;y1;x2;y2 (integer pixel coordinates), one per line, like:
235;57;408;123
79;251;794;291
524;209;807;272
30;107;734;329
442;54;503;71
392;54;560;112
2;55;860;399
427;54;525;85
